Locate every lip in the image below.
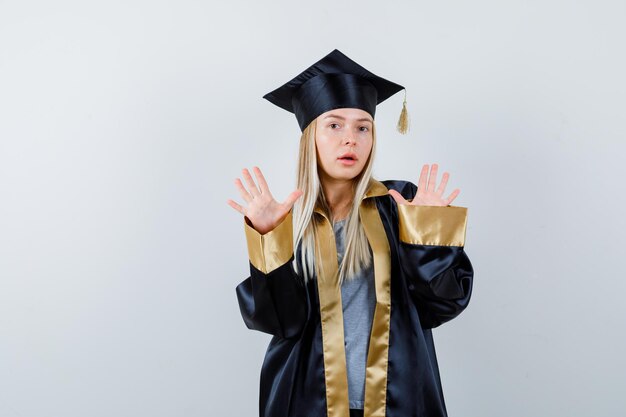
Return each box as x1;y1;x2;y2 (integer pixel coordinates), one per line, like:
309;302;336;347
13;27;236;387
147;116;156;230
338;158;357;166
338;152;357;160
337;152;358;166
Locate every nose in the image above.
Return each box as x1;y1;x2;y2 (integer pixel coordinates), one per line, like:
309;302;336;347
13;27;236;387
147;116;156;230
343;132;356;145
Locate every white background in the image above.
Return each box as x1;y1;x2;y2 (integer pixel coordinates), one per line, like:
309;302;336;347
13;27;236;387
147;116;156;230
1;0;625;416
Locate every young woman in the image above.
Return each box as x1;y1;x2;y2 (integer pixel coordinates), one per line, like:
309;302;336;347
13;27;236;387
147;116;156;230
227;49;474;417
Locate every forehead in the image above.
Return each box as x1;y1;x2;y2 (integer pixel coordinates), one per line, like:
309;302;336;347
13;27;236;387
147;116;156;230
319;108;373;122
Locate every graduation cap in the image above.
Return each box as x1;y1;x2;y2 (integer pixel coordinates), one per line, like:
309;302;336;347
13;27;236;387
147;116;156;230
263;49;410;134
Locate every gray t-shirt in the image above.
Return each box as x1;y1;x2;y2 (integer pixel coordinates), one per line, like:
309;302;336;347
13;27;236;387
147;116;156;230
333;218;377;410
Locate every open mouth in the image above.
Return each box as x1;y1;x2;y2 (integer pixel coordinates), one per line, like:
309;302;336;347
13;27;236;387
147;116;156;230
338;152;357;162
338;153;357;165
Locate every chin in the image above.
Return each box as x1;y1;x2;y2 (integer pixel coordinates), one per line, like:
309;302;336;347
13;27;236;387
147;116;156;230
333;171;364;181
320;163;366;182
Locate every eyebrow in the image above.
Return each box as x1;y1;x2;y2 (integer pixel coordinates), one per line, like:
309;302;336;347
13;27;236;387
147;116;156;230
323;114;373;123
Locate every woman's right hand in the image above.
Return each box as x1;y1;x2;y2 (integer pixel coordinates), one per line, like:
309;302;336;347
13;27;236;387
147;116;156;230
227;166;303;235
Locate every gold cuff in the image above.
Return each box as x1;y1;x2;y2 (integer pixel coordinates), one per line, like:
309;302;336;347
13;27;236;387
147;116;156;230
397;204;468;247
244;211;294;274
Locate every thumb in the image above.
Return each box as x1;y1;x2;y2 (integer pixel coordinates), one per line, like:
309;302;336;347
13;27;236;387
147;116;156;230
388;189;408;205
283;189;304;210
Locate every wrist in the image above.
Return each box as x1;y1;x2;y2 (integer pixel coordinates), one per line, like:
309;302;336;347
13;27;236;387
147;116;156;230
245;215;285;235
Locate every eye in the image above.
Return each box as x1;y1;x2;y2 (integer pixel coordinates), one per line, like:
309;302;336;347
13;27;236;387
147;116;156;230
330;123;340;129
359;126;370;132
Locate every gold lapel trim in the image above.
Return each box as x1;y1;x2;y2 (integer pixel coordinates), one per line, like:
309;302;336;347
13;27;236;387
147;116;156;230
315;214;350;417
363;179;389;199
360;199;392;417
314;178;391;417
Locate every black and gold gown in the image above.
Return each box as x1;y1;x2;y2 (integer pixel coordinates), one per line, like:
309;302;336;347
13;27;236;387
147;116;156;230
235;179;474;417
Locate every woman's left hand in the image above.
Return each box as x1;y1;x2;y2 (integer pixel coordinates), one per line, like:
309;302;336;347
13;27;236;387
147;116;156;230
388;163;460;207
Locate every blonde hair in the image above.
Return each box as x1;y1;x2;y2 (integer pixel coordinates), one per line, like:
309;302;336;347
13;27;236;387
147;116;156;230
292;117;377;284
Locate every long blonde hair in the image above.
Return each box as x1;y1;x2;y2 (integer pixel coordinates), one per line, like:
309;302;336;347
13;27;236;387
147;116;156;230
292;118;377;284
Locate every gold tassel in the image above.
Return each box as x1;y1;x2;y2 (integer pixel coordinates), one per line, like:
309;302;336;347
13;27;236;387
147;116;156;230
396;89;410;135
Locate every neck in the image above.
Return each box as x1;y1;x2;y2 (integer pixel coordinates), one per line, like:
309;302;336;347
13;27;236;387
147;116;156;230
320;176;355;221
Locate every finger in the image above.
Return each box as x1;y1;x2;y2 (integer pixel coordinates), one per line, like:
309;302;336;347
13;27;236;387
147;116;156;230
444;189;460;206
417;164;429;195
282;189;303;210
388;189;409;205
242;168;261;197
235;178;253;203
436;172;450;196
427;163;438;192
227;199;246;216
253;166;271;195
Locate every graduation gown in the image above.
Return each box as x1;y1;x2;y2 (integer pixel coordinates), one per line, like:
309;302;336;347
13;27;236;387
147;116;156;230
235;179;474;417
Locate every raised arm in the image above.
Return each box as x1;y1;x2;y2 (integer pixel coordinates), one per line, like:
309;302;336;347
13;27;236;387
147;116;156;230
388;164;474;329
228;167;307;339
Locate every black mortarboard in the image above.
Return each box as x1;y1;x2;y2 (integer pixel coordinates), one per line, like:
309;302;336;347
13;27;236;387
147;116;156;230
263;49;410;134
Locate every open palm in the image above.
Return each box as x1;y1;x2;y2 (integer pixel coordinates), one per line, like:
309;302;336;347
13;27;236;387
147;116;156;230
388;163;460;207
227;166;303;235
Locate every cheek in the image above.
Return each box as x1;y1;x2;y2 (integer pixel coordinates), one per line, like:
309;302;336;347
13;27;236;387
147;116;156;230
362;137;373;157
315;136;334;161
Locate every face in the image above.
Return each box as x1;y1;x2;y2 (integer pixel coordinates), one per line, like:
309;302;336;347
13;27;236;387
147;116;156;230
315;108;374;184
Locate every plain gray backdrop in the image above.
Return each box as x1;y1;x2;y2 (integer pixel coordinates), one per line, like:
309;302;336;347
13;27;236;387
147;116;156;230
1;0;624;416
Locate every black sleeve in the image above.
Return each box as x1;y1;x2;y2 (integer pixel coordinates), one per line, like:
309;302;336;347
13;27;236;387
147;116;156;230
392;181;474;329
234;211;307;339
399;242;473;329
